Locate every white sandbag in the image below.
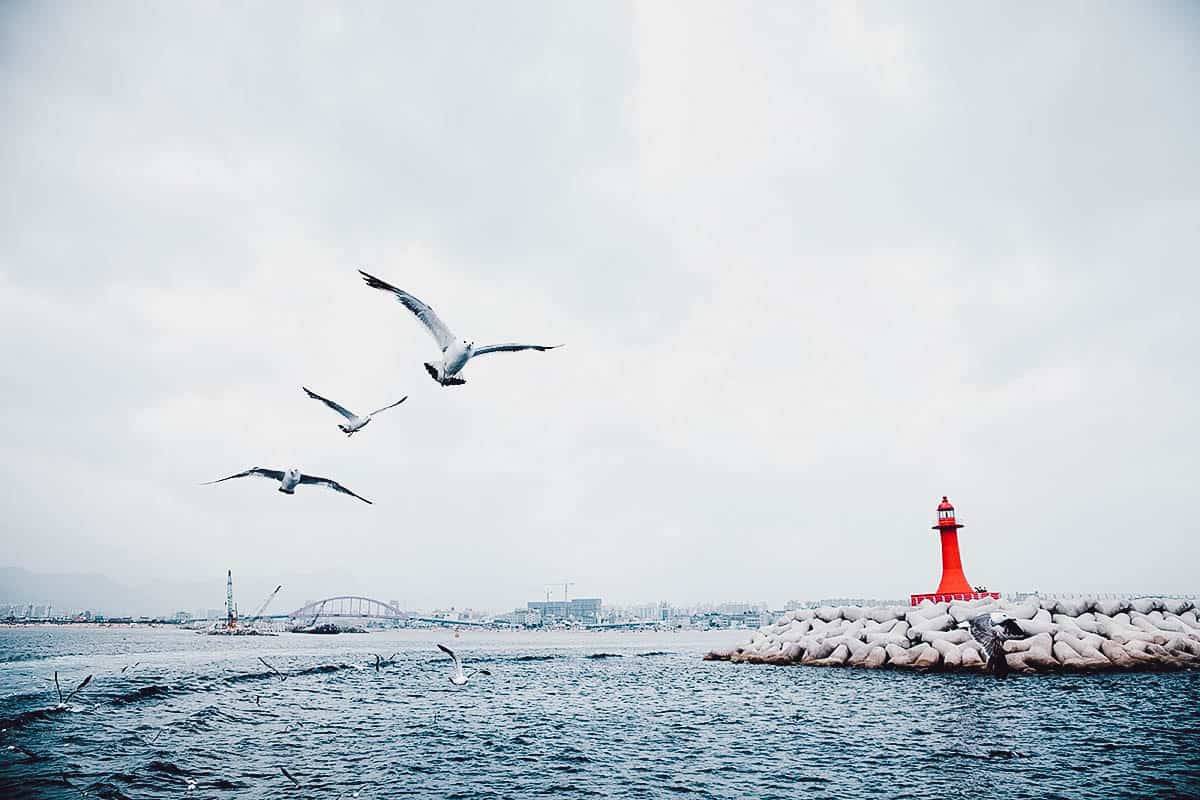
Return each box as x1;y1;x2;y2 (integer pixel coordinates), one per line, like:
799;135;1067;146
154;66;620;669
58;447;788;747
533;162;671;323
1006;632;1053;657
999;600;1040;620
920;628;970;645
960;644;986;669
948;597;998;622
913;646;942;669
780;624;811;644
865;606;904;624
1131;598;1158;615
1015;618;1056;637
1054;597;1092;617
908;614;954;637
1098;639;1137;669
843;619;867;639
800;638;837;661
932;638;963;668
809;643;850;667
781;642;804;662
1052;615;1088;635
1152;615;1190;635
1171;611;1200;632
909;602;950;621
815;606;843;623
841;606;864;622
865;630;909;647
863;646;888;668
885;643;918;666
1163;598;1194;615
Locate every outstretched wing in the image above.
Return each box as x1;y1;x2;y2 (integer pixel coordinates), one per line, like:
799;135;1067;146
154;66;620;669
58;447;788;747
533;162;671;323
202;468;285;485
358;270;455;350
471;342;562;357
368;396;407;417
469;668;492;677
437;643;461;669
302;387;357;420
64;675;92;704
298;474;372;504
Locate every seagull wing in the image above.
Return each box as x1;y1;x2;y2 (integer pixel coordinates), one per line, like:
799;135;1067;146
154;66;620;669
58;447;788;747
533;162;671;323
202;468;285;485
367;396;407;417
280;767;301;788
302;387;357;421
298;474;373;504
471;342;563;357
358;270;455;350
437;643;461;670
64;675;92;704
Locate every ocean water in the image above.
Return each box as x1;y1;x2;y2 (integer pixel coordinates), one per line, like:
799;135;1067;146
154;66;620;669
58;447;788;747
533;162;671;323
1;627;1197;799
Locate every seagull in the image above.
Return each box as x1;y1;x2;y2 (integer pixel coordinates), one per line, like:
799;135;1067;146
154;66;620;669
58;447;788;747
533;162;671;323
119;662;140;674
203;468;372;504
960;613;1025;678
358;270;561;386
302;387;407;436
372;652;399;672
53;672;92;710
258;657;287;681
281;767;301;789
437;644;491;686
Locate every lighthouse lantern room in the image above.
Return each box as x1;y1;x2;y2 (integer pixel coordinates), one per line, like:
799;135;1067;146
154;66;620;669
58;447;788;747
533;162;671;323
910;496;999;606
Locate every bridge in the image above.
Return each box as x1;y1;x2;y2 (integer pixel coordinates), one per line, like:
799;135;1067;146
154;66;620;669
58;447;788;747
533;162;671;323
283;596;491;628
287;596;407;623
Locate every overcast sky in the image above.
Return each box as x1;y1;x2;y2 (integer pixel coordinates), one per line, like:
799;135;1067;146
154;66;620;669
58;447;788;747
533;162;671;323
2;2;1197;613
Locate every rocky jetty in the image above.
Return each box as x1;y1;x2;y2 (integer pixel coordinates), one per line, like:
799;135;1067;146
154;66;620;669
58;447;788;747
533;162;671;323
705;596;1200;674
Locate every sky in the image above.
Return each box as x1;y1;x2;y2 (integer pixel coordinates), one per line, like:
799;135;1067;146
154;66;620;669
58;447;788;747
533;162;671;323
2;2;1198;614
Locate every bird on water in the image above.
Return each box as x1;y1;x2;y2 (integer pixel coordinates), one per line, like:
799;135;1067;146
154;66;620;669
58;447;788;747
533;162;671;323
358;269;561;386
302;386;407;436
203;468;372;504
437;644;491;686
961;613;1025;678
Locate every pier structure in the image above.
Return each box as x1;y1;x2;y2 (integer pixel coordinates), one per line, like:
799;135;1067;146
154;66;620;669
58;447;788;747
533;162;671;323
911;496;998;606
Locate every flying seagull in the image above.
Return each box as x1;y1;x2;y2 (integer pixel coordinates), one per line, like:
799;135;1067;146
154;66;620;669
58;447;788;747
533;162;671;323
373;652;400;672
258;657;287;681
203;468;372;504
53;672;93;710
302;387;407;436
281;767;301;789
960;613;1025;678
437;644;491;686
358;270;561;386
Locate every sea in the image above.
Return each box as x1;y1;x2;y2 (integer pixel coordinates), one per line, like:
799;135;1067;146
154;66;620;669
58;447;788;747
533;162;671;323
1;626;1197;799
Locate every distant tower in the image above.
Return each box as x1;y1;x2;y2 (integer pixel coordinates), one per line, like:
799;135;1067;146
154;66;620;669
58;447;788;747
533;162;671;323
225;570;238;629
911;496;999;605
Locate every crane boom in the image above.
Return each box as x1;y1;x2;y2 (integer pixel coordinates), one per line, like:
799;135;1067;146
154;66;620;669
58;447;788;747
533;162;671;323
245;585;283;625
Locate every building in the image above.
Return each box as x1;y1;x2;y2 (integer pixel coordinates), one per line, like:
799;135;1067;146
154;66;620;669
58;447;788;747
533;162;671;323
527;597;601;624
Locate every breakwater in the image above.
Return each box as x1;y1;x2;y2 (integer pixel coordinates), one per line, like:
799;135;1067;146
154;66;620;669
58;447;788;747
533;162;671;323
706;596;1200;673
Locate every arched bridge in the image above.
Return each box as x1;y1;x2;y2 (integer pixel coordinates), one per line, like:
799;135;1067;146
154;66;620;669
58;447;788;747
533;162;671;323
287;596;407;622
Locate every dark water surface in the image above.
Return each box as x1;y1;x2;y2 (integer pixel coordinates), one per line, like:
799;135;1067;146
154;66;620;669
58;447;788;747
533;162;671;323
1;627;1197;799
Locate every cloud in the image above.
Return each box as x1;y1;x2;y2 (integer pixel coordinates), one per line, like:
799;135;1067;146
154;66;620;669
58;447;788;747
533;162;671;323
1;2;1197;612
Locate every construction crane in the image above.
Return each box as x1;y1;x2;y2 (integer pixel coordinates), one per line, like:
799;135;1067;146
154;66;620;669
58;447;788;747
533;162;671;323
244;585;282;627
546;581;575;603
225;570;237;629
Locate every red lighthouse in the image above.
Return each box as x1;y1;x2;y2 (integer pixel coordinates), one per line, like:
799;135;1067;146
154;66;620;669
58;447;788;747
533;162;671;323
910;496;999;606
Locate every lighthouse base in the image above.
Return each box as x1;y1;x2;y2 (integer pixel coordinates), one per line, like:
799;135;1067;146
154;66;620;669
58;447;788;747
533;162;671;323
910;591;1000;606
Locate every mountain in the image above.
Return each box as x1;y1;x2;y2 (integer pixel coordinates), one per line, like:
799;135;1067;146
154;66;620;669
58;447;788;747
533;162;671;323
0;566;375;618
